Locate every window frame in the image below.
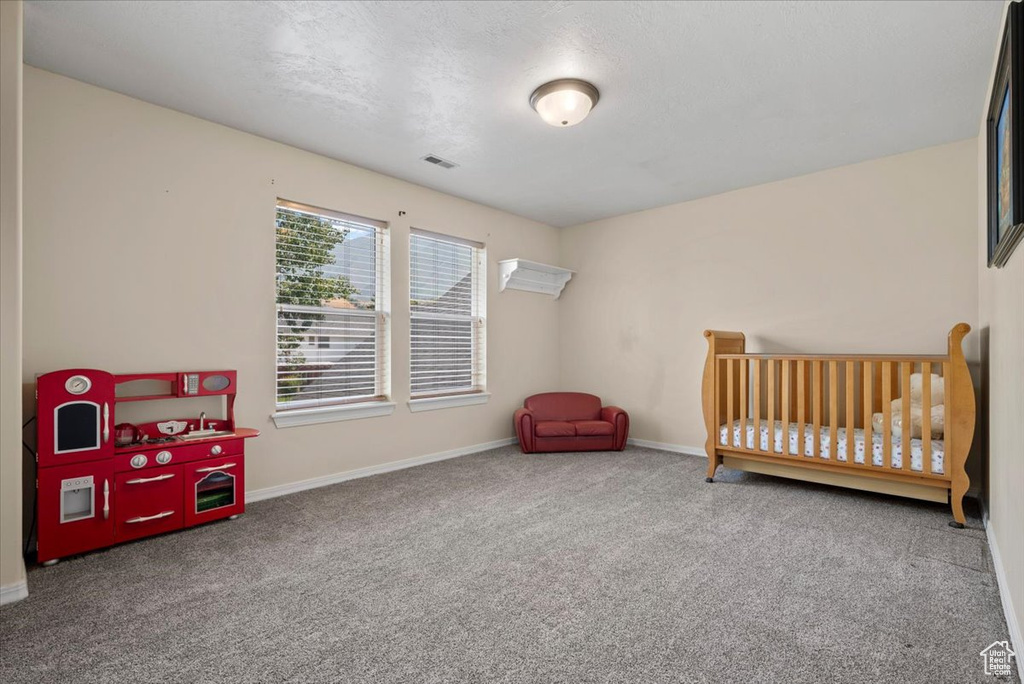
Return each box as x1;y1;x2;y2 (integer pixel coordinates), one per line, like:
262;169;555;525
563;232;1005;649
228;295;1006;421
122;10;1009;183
408;227;487;411
271;199;393;428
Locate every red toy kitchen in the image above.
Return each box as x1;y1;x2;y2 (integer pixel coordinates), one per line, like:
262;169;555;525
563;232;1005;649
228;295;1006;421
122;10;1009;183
35;368;259;565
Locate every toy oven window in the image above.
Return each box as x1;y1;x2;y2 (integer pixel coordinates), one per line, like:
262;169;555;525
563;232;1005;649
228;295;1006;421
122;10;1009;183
195;471;235;513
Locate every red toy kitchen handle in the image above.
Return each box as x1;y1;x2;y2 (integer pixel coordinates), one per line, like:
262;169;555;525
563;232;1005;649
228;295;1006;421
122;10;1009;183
194;462;236;473
103;402;110;444
102;479;110;520
125;473;175;485
125;510;175;524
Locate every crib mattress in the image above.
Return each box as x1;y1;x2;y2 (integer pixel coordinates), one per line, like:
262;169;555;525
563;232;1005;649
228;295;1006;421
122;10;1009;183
718;420;944;474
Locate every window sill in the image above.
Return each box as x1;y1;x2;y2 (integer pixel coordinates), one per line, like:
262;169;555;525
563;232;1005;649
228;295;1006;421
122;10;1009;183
271;401;396;428
407;392;491;413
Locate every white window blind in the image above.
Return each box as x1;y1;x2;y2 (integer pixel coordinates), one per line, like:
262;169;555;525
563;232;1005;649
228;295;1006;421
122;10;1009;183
275;200;390;409
410;229;486;397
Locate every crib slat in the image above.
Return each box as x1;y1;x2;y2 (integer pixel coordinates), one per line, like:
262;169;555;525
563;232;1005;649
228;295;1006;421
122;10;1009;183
797;361;806;457
922;362;932;473
872;363;883;414
901;362;912;471
863;361;873;466
846;362;855;466
851;360;863;429
781;360;791;454
942;361;951;471
829;361;838;461
812;361;822;458
727;359;735;447
715;359;721;445
767;361;776;453
882;362;893;468
752;361;761;451
798;360;806;436
739;360;748;449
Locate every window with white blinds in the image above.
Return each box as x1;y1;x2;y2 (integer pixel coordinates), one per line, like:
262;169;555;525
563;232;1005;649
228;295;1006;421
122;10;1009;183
409;229;486;397
275;200;390;410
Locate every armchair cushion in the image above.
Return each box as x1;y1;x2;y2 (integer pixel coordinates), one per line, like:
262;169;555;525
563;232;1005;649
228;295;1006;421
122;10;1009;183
572;420;615;436
536;421;576;437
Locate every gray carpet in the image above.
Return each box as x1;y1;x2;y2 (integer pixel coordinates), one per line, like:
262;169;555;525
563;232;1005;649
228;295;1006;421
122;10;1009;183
0;446;1017;683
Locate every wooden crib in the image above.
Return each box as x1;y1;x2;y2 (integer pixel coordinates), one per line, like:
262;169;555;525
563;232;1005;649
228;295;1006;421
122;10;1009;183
701;323;975;526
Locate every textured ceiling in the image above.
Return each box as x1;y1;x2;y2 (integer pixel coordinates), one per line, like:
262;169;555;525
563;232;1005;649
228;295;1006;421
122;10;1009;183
24;0;1004;227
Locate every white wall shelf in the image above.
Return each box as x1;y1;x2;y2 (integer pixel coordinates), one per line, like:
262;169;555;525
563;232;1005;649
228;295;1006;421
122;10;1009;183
497;259;574;299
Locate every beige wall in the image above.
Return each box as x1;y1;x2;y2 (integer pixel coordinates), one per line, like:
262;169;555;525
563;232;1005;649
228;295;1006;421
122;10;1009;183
0;0;26;595
558;139;979;452
22;68;562;502
978;0;1024;655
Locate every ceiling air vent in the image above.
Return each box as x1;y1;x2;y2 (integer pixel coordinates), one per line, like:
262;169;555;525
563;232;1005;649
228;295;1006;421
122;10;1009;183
422;154;458;169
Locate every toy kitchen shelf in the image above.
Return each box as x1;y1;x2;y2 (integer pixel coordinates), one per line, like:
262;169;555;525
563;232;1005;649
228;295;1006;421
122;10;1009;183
35;368;259;565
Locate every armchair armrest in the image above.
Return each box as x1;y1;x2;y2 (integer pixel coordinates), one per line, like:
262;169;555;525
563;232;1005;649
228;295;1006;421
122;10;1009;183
601;406;629;451
514;408;536;453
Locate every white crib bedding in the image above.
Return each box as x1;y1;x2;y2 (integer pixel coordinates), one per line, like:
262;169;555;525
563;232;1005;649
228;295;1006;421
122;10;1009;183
718;420;944;474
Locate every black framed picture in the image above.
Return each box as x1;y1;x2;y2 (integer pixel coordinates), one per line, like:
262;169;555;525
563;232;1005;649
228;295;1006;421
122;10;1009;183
987;2;1024;268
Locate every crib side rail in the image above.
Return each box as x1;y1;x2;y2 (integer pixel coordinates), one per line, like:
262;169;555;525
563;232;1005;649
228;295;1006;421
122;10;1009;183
704;325;974;484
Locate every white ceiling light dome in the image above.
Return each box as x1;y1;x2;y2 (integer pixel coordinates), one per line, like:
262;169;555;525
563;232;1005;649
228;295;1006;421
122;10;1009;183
529;79;600;127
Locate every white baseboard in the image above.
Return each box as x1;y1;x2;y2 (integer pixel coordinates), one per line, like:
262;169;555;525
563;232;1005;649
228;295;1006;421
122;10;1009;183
0;579;28;606
983;510;1024;683
245;437;517;503
627;438;706;457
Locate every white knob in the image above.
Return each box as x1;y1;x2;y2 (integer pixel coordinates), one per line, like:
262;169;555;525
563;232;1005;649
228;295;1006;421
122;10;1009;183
210;445;222;456
131;454;148;469
156;451;172;464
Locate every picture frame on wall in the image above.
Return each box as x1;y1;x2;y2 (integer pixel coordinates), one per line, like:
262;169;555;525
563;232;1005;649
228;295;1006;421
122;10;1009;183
987;2;1024;268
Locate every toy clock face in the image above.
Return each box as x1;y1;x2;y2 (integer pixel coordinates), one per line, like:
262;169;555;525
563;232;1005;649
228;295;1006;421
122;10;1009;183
65;375;92;395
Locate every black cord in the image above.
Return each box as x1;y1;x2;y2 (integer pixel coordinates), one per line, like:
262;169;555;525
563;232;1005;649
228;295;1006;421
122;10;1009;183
22;417;37;558
22;415;35;454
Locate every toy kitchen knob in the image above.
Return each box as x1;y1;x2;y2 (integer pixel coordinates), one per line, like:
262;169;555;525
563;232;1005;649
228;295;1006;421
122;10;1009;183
155;451;172;465
210;445;222;456
130;454;148;469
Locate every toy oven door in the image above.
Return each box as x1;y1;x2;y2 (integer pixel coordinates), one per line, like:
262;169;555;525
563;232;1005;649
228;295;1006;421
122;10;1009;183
184;458;244;527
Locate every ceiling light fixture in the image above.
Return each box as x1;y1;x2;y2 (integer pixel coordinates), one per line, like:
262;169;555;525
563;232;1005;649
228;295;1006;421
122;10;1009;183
529;78;600;127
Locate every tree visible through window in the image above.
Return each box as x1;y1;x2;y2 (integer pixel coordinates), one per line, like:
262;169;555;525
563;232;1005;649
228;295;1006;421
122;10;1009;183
275;201;389;408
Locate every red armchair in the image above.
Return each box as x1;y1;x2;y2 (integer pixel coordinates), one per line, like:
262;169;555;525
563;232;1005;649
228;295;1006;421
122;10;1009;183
514;392;629;453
